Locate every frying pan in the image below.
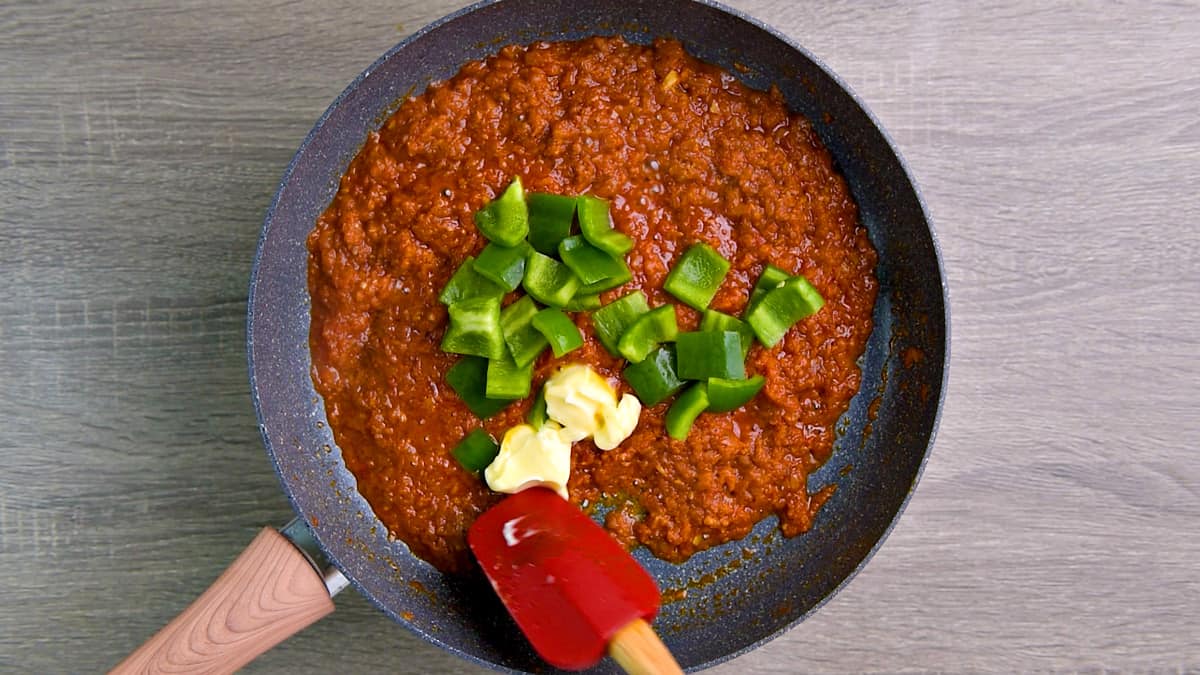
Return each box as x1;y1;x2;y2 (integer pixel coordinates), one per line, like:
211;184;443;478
119;0;947;672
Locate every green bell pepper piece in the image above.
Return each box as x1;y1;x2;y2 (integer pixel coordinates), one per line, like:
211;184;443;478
500;296;549;367
564;293;602;312
438;256;505;305
675;330;745;380
441;296;506;360
666;382;709;440
527;385;549;429
528;193;577;255
590;291;649;356
451;429;500;473
577;194;634;256
664;243;731;311
745;264;790;316
700;309;755;357
706;375;765;412
473;241;528;292
445;356;511;419
578;264;633;295
617;305;678;363
474;177;528;247
522;250;581;307
531;307;584;358
745;275;825;348
558;235;630;286
622;346;685;406
486;353;534;400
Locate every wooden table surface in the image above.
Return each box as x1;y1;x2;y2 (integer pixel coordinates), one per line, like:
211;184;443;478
2;1;1197;672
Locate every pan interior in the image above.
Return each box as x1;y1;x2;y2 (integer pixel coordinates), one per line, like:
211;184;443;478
249;0;946;671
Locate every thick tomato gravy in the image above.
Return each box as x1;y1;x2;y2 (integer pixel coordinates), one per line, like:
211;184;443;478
307;37;877;573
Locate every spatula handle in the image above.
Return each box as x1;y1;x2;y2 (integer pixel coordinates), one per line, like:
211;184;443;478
608;618;684;675
110;527;335;674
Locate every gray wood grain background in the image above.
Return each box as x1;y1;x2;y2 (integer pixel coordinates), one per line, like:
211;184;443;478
2;0;1197;672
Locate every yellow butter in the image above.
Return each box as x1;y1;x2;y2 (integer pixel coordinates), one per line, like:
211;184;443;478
544;364;640;451
484;424;572;499
593;393;642;451
484;365;643;500
544;364;616;439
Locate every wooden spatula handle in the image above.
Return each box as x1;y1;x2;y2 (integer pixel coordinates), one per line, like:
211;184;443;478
110;527;334;674
608;618;684;675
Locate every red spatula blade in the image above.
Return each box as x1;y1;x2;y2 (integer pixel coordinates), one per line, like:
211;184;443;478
468;487;660;670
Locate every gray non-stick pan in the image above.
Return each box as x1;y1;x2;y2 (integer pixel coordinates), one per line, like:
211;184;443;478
113;0;947;672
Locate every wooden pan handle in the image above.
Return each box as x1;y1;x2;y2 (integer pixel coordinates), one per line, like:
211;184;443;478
110;527;335;674
608;618;684;675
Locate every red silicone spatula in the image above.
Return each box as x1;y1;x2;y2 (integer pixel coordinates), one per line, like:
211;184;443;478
468;487;683;674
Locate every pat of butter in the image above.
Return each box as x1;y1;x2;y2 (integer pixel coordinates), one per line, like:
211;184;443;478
544;364;641;450
544;364;616;440
594;394;642;451
484;424;572;499
484;365;643;501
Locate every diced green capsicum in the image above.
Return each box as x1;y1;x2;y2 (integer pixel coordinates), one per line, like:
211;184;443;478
675;330;745;380
486;353;534;400
473;241;529;292
564;293;602;311
664;243;731;311
438;256;505;305
577;195;634;257
451;429;500;473
745;264;790;316
622;346;685;406
531;307;584;358
527;385;549;429
445;356;511;419
558;235;631;287
706;375;765;412
666;382;709;440
700;309;755;358
617;305;678;363
745;275;825;348
441;296;506;360
591;291;649;356
500;295;548;367
527;193;577;256
578;265;633;294
522;250;581;307
474;177;529;247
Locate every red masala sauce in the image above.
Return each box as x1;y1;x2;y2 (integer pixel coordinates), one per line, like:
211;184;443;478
307;37;877;573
